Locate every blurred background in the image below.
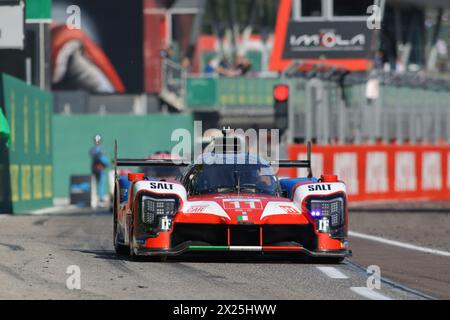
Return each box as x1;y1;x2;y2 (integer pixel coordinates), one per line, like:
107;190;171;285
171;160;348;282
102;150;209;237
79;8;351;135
0;0;450;212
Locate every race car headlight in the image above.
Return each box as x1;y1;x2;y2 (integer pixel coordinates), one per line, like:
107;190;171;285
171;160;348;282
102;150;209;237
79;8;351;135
310;198;344;228
142;196;177;225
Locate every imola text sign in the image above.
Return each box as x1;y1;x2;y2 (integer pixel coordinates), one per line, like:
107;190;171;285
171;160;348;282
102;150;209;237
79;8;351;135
283;21;373;60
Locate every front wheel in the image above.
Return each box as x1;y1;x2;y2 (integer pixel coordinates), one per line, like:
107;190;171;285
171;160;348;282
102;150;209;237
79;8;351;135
128;220;141;261
113;190;128;256
114;233;128;256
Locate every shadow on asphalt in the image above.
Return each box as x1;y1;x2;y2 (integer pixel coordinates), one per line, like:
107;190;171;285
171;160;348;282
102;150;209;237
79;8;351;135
72;248;344;265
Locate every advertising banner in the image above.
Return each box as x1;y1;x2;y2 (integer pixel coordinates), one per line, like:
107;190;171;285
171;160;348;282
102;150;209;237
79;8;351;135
270;0;373;71
283;21;373;60
288;144;450;202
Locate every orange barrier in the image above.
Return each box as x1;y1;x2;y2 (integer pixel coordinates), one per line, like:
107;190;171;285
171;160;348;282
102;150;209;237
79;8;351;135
288;144;450;202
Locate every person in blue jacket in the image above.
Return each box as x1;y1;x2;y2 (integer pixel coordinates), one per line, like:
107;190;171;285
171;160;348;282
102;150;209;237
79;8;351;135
89;134;109;202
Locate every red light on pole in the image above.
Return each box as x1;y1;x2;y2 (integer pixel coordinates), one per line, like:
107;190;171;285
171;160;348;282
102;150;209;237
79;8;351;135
273;84;289;132
274;85;289;102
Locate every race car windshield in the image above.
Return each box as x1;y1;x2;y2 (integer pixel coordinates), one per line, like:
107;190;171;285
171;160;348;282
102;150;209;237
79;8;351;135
188;164;279;196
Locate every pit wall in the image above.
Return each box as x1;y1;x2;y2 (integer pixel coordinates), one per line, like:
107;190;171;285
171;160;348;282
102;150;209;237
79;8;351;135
288;144;450;202
0;74;53;214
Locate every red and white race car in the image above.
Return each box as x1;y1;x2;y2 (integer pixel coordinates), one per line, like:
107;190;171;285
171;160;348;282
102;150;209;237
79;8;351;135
113;142;350;263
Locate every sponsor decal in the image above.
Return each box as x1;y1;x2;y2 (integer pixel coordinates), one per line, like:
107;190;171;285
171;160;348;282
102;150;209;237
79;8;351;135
182;201;231;219
223;199;262;210
159;217;171;231
318;218;329;233
148;182;174;190
261;201;303;219
237;215;249;221
279;205;300;214
307;184;332;192
186;205;208;213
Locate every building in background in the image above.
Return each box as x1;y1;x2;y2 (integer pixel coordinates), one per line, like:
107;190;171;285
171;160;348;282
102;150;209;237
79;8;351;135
0;0;52;90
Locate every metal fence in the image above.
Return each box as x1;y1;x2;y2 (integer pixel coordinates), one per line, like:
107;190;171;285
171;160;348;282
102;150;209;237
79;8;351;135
160;59;187;111
288;78;450;145
159;61;450;144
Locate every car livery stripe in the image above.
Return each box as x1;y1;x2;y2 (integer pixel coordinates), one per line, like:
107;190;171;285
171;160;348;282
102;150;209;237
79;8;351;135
189;246;229;251
229;246;262;251
263;246;303;251
188;246;304;252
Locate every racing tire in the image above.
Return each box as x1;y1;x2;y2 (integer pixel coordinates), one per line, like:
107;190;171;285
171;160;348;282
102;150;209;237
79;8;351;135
128;218;143;261
113;189;128;256
128;223;136;260
114;233;128;256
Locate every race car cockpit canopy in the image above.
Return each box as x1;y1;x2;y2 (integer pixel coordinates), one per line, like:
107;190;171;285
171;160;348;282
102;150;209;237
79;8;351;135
186;153;280;196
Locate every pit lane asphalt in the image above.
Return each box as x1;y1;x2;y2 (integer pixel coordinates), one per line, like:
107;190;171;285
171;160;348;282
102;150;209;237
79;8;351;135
0;209;439;300
348;210;450;299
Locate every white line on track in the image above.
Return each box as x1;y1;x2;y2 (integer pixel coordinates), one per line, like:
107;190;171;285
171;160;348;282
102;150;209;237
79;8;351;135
316;266;348;279
29;206;75;215
350;287;392;300
349;231;450;257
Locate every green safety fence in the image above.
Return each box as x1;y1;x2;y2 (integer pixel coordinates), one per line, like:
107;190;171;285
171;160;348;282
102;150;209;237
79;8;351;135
218;77;276;107
186;77;306;109
53;114;194;198
186;78;217;108
0;74;53;214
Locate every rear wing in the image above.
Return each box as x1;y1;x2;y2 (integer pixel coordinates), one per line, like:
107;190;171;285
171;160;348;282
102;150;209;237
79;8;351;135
113;140;190;180
271;141;312;178
114;140;313;179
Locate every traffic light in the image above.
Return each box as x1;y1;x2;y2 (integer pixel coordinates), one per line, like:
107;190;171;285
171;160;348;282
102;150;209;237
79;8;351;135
273;84;289;133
